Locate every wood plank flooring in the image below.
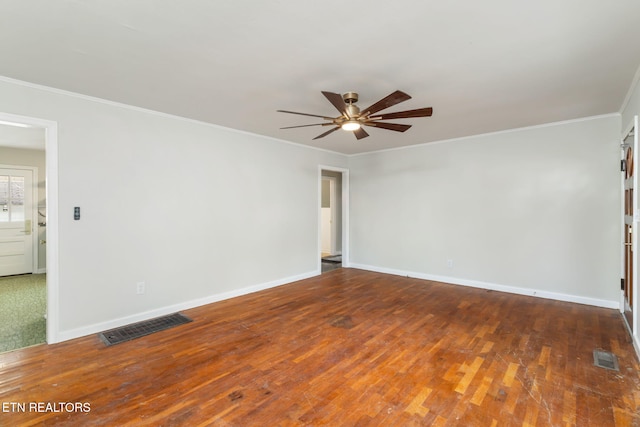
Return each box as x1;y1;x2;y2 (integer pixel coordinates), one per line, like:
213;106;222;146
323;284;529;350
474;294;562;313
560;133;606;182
1;268;639;426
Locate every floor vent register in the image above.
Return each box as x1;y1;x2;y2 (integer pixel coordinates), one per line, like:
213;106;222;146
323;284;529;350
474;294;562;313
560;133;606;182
99;313;192;346
593;349;619;371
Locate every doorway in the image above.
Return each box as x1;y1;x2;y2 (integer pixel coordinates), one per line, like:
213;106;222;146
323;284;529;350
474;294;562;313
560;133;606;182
0;129;46;353
0;112;58;348
319;167;348;273
621;115;639;347
321;175;337;257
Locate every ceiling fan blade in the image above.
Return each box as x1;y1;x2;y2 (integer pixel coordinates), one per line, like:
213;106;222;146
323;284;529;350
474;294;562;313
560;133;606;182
363;122;412;132
353;127;369;140
280;123;330;129
277;110;335;120
360;90;411;116
313;126;340;140
321;91;348;116
372;107;433;120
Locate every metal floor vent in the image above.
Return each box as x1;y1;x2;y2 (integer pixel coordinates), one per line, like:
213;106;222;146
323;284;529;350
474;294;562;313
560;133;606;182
593;349;619;371
99;313;192;346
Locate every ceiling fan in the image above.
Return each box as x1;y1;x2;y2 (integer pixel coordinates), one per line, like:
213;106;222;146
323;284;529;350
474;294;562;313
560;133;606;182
277;90;433;140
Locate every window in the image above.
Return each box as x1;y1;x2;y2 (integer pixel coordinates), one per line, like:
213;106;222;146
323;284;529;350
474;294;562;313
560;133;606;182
0;174;25;222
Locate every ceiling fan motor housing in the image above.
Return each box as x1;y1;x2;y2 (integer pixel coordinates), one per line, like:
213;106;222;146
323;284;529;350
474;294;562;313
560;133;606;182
343;92;360;118
346;104;360;118
342;92;358;104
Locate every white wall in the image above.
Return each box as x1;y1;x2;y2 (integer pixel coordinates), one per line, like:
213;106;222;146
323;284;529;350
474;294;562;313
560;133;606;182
0;77;346;340
349;115;621;307
622;71;640;133
0;73;628;343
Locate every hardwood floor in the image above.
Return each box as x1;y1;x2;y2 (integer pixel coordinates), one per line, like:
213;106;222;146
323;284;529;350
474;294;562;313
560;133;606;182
1;269;638;426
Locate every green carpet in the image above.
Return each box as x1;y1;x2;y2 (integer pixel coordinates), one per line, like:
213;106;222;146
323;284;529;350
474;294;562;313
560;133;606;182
0;274;46;353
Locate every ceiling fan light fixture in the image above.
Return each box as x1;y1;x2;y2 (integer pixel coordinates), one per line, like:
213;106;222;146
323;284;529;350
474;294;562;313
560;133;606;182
277;90;433;140
341;121;361;131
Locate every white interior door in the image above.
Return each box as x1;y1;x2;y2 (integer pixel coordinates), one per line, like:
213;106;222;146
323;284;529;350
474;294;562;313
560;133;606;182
0;168;34;276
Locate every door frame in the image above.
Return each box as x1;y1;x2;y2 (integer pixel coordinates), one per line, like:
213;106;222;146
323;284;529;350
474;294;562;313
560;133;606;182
0;164;38;274
621;115;639;353
321;175;338;256
318;165;349;272
0;111;59;345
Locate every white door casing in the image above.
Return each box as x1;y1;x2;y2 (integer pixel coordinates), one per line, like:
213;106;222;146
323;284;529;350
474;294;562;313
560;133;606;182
621;115;639;355
318;166;349;272
0;110;58;346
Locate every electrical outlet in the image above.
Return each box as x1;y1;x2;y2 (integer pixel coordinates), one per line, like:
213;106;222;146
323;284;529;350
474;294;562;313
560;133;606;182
446;259;454;268
136;282;146;295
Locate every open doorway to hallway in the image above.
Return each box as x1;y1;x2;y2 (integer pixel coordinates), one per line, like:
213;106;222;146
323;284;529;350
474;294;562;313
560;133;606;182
0;121;47;353
320;168;347;273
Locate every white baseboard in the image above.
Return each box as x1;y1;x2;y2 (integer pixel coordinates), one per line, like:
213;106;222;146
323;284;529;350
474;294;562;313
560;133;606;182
36;268;46;274
56;270;319;343
625;322;640;362
621;310;640;362
56;265;622;343
349;263;619;310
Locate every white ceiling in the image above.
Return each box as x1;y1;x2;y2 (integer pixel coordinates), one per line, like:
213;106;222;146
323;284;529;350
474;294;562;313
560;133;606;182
0;124;44;151
1;1;640;155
